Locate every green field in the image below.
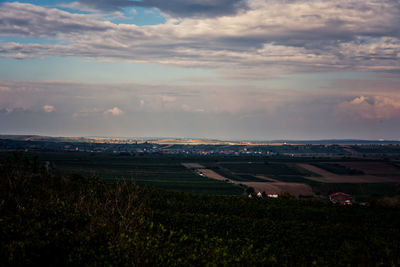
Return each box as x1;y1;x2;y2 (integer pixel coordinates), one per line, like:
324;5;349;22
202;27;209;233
2;151;399;200
3;152;244;195
2;153;400;266
310;162;364;175
237;174;271;182
219;162;316;176
270;175;317;183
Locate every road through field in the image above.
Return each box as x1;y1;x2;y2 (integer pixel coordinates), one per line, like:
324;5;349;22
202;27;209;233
197;169;230;182
185;163;313;196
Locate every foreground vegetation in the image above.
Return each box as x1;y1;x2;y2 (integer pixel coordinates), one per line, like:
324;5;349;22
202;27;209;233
1;153;400;266
5;151;245;195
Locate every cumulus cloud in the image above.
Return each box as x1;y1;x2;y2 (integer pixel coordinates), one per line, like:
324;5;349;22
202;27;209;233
76;0;248;18
43;105;55;113
0;2;111;38
337;96;400;120
104;107;124;116
1;1;400;75
2;79;400;139
348;96;366;105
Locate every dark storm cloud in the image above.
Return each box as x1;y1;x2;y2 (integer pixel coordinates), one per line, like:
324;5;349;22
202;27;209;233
77;0;248;18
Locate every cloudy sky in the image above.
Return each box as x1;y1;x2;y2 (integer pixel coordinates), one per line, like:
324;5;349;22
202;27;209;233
1;0;400;140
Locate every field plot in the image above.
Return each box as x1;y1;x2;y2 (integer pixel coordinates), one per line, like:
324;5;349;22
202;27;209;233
201;163;269;182
219;162;315;176
266;175;317;184
241;182;313;197
192;162;314;196
25;152;244;195
182;163;205;169
298;163;400;183
310;162;364;175
334;162;400;176
4;151;399;199
196;169;229;182
236;174;272;182
254;175;278;182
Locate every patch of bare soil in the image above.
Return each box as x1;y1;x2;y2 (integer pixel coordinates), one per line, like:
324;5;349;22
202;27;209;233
196;169;312;197
298;163;400;183
197;169;230;182
182;163;205;169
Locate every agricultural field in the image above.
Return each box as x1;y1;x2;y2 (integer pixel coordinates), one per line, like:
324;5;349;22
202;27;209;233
310;162;364;175
0;151;244;195
217;162;316;176
2;153;400;266
335;162;400;176
298;163;400;183
197;161;318;196
1;150;400;201
195;159;400;200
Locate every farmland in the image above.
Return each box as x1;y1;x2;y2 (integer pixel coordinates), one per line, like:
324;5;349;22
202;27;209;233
1;143;400;201
0;151;244;195
310;162;364;175
1;153;400;265
187;159;400;200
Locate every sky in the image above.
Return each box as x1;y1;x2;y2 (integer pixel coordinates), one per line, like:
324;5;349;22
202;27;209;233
0;0;400;140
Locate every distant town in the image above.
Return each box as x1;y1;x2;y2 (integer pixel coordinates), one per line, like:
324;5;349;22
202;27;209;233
1;134;400;157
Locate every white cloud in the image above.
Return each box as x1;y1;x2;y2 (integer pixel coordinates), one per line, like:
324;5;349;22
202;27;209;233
2;79;400;139
43;105;55;113
337;96;400;120
350;96;367;105
104;106;124;116
0;1;399;76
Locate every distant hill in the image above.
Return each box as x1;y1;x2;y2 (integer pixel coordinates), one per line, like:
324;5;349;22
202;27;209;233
1;134;400;145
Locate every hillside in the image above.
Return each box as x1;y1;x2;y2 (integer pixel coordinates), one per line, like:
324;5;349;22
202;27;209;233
1;153;400;266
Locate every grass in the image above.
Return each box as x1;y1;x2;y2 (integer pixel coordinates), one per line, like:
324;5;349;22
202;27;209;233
310;162;364;175
270;175;317;184
1;151;398;201
8;151;245;195
236;174;272;182
220;162;317;176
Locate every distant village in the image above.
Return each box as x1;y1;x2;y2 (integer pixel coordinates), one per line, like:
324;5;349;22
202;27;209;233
1;137;400;157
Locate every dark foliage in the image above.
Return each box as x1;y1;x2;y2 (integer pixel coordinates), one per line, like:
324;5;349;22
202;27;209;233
1;153;400;266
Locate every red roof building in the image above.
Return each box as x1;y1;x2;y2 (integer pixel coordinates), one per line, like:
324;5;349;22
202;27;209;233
329;192;353;205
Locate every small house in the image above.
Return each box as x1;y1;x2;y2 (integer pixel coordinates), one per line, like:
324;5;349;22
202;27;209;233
329;192;352;205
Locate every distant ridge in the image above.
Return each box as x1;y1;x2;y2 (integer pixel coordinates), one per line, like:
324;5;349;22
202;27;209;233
1;134;400;145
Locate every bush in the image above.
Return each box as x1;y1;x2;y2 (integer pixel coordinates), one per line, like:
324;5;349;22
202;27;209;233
1;153;400;266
